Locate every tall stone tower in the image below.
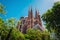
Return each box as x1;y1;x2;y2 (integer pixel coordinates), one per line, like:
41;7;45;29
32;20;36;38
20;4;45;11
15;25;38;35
28;8;34;28
35;10;42;27
28;8;33;19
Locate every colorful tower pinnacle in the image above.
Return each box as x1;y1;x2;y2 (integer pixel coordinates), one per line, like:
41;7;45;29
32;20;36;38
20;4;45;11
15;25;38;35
35;9;39;19
28;7;33;19
28;7;34;28
35;10;42;26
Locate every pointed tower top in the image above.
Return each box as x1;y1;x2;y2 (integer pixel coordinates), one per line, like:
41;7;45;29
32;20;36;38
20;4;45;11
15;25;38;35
28;6;33;19
35;9;39;14
35;9;39;19
29;6;32;12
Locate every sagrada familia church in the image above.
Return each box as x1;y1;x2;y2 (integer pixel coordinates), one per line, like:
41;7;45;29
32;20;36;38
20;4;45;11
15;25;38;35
17;8;45;33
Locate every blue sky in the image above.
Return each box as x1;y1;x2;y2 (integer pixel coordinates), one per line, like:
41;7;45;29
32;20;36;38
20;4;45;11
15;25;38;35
0;0;59;20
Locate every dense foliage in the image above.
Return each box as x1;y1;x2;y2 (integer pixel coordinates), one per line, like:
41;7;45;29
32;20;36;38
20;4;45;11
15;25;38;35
0;22;51;40
25;28;51;40
42;2;60;40
0;3;6;14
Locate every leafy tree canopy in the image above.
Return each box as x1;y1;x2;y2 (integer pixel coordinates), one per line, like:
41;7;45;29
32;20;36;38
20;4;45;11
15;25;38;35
0;3;6;14
42;1;60;39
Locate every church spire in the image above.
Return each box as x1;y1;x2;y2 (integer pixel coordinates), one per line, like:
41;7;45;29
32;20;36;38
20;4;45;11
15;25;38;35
28;7;33;19
35;9;42;26
35;9;39;19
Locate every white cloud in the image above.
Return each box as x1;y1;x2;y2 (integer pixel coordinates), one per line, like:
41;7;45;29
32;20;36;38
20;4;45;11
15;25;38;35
54;0;60;2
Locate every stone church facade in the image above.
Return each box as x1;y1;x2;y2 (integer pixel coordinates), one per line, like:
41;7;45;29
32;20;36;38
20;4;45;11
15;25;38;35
17;8;45;33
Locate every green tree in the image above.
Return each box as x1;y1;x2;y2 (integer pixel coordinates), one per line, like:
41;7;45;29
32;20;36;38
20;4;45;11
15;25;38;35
8;27;25;40
0;26;25;40
41;30;50;40
0;18;10;40
0;3;5;27
0;3;25;40
0;3;6;14
6;18;16;27
0;17;4;26
42;1;60;39
25;28;50;40
25;28;42;40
